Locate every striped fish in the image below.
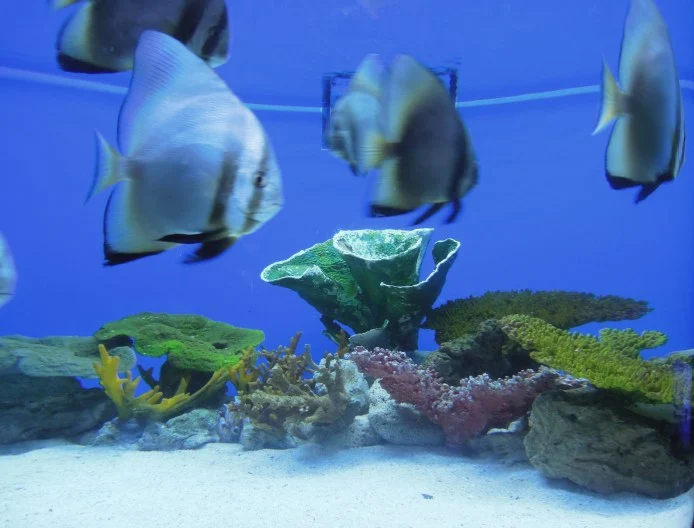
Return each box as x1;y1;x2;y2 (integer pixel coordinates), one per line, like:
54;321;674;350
592;0;686;203
327;54;386;176
0;232;17;309
85;31;283;266
52;0;230;73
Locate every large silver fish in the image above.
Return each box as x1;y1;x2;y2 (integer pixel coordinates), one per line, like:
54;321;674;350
0;233;17;309
52;0;230;73
366;54;478;224
592;0;686;203
327;54;386;176
86;30;283;266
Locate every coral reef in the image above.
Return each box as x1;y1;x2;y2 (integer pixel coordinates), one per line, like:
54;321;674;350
93;344;233;421
423;289;652;345
94;312;264;373
224;333;354;438
421;318;536;384
348;346;567;446
500;314;680;404
260;228;459;351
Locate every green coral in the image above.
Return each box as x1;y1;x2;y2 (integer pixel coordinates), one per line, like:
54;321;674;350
424;289;652;344
260;228;460;350
499;314;677;404
94;313;264;373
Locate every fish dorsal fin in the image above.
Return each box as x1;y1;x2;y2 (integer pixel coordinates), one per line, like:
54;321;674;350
50;0;85;9
619;0;668;83
118;30;231;155
350;54;385;98
384;54;450;142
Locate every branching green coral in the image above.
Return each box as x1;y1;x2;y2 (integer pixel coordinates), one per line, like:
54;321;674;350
94;313;264;373
424;290;652;344
500;314;676;404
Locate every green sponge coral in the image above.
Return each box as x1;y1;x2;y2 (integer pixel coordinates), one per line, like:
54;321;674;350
94;313;264;373
499;314;676;404
424;290;652;344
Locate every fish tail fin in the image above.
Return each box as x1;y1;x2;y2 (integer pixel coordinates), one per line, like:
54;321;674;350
592;57;626;135
87;131;126;203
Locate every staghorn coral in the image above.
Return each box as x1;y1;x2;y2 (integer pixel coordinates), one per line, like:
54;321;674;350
224;333;351;435
499;314;679;404
348;346;564;446
423;290;652;345
260;229;459;350
93;344;232;422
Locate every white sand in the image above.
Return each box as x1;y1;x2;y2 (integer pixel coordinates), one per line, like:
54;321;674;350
0;442;692;528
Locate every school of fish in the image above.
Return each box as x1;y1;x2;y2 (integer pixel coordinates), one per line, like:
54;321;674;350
0;0;686;309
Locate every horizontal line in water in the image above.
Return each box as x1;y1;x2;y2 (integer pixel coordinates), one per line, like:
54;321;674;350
0;66;692;113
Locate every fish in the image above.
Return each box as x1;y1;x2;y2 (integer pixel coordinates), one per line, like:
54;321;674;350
327;54;386;176
592;0;686;203
0;233;17;309
365;54;478;225
85;30;283;266
52;0;230;73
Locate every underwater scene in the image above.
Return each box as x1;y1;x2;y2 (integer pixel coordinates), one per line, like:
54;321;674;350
0;0;693;526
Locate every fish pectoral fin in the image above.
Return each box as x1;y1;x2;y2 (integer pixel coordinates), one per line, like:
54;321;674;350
592;57;626;136
606;172;640;190
158;227;227;244
357;131;392;174
183;237;237;264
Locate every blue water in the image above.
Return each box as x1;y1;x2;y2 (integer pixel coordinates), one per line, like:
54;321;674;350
0;0;693;375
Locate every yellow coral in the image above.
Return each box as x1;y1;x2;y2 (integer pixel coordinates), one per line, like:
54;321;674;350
93;344;231;421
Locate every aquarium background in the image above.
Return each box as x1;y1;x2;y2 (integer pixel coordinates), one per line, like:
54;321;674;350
0;0;693;387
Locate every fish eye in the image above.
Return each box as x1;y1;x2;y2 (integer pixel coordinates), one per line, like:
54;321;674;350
254;171;267;188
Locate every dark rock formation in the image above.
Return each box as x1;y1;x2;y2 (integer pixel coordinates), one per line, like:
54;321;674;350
524;387;694;499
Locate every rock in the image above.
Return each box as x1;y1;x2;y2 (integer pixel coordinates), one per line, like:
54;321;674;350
239;419;296;450
367;380;444;446
138;409;220;450
0;335;136;377
422;319;537;384
320;414;382;449
524;387;694;499
315;358;369;422
467;417;529;465
0;375;114;445
90;409;220;450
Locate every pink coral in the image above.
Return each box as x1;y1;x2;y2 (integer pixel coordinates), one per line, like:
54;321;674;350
348;346;560;446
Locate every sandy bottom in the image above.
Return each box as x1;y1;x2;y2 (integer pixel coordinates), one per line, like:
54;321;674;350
0;441;692;528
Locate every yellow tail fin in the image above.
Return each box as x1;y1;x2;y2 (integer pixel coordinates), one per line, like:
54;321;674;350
592;57;625;136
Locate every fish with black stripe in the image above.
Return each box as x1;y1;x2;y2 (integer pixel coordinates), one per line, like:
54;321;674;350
327;54;386;177
361;54;479;225
592;0;686;203
85;30;283;266
51;0;230;73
